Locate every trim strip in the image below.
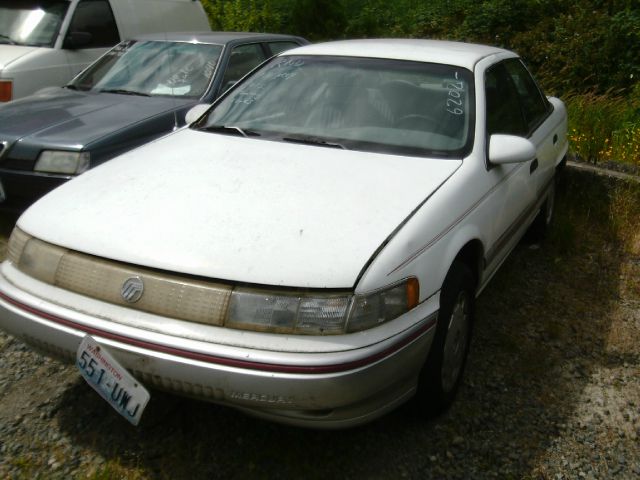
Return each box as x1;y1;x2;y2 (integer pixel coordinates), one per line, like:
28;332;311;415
0;290;437;375
388;163;524;275
484;176;554;265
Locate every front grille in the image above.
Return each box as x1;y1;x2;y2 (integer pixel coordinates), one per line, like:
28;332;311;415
56;252;231;325
9;228;232;326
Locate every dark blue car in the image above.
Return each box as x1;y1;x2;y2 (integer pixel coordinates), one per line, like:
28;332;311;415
0;31;307;211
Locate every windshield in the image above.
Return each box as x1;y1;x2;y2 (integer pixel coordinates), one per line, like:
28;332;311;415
70;40;223;98
200;55;475;158
0;1;69;47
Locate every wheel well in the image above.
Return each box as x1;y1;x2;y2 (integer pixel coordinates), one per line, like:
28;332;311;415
452;240;483;289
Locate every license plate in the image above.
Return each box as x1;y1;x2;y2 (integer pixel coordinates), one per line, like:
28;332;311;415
76;335;150;426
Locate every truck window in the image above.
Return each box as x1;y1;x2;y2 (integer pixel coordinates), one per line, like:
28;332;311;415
68;0;119;48
0;1;70;47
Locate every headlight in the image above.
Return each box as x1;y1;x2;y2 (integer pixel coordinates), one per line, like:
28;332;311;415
34;150;90;175
7;227;421;335
347;278;419;332
227;278;419;335
227;288;351;334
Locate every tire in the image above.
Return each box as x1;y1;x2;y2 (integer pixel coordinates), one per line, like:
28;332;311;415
414;261;474;416
528;176;556;241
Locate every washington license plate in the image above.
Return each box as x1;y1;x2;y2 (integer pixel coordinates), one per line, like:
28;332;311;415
76;335;150;426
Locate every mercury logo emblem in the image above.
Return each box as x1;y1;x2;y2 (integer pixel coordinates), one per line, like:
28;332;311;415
121;276;144;303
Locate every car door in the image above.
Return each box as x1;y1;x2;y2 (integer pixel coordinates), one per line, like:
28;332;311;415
502;59;564;198
63;0;120;79
482;61;538;273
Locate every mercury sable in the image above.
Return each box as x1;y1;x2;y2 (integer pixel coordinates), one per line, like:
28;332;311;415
0;31;307;212
0;40;568;428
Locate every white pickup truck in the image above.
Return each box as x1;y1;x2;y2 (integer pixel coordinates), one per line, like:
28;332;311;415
0;0;210;102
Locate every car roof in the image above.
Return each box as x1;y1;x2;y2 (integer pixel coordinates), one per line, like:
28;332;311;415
281;39;516;70
131;31;304;45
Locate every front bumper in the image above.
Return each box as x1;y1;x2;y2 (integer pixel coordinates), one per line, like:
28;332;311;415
0;262;439;428
0;169;70;212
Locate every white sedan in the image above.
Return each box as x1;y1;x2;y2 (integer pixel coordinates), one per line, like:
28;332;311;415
0;39;567;428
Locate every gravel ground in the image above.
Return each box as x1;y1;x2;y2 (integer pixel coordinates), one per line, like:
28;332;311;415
0;169;639;479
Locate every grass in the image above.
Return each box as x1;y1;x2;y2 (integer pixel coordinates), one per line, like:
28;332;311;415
83;460;147;480
566;85;640;167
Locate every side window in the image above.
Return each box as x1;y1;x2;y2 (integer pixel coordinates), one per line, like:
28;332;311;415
504;59;551;132
485;64;527;137
267;41;301;56
220;44;267;92
68;0;119;48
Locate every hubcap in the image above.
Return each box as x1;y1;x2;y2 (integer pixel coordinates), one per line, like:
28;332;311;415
441;291;470;393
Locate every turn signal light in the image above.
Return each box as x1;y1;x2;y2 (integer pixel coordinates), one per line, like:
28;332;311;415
406;277;420;309
0;81;12;102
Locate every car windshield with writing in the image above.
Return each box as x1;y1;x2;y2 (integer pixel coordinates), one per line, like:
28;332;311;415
0;0;70;47
69;40;223;98
200;55;475;158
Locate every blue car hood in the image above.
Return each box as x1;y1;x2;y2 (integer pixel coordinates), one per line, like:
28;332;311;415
0;88;193;149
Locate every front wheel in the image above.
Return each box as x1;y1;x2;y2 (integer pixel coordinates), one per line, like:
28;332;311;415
414;261;474;416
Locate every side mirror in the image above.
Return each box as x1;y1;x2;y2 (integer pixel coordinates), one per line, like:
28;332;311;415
488;134;536;165
63;31;92;49
185;103;211;124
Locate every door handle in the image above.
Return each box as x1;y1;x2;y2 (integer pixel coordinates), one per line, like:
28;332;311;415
530;158;539;174
553;134;558;145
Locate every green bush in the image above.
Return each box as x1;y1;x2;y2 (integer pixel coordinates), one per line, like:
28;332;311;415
202;0;283;32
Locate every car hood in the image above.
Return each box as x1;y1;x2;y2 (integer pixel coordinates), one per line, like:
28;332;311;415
0;89;191;148
0;45;39;69
18;130;462;289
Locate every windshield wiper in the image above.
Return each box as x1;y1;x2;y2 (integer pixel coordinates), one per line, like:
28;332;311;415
282;135;346;149
200;125;261;137
0;34;17;45
100;88;151;97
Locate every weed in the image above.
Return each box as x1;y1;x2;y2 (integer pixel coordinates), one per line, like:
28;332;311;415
83;459;147;480
566;86;640;167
